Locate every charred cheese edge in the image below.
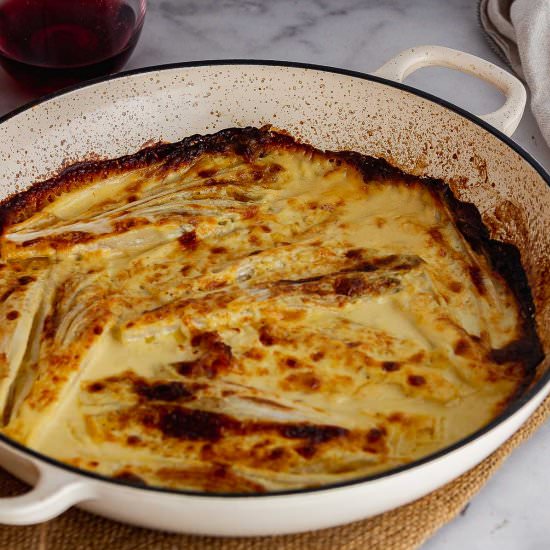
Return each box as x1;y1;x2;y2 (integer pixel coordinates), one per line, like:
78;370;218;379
0;127;542;493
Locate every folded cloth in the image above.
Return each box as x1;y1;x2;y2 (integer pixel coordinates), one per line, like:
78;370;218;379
479;0;550;147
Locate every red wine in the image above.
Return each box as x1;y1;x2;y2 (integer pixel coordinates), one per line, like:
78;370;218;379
0;0;146;94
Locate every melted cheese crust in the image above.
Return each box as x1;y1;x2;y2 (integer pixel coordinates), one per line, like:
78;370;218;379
0;127;539;492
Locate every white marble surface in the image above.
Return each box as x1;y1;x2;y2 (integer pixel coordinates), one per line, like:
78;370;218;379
0;1;548;548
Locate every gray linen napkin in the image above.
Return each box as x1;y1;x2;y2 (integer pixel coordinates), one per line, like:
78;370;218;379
479;0;550;146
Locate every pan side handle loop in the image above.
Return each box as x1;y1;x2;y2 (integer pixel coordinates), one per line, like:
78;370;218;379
372;45;526;137
0;464;95;525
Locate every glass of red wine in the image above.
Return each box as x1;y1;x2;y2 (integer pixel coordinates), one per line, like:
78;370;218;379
0;0;147;94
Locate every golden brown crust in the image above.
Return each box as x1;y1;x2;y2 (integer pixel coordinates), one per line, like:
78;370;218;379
2;125;538;375
0;125;543;492
0;127;302;230
0;127;542;391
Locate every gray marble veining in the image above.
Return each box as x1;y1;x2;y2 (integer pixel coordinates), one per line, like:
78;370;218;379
0;1;548;548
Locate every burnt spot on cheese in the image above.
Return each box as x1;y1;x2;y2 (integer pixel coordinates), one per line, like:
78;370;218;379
134;380;193;402
176;332;233;379
262;162;284;180
0;287;15;302
267;446;286;460
231;191;255;203
310;351;325;361
126;435;141;445
258;325;275;346
370;254;397;268
155;464;266;493
428;228;444;244
295;444;317;459
387;412;406;424
333;274;400;297
363;427;388;454
454;339;470;356
345;248;363;260
279;423;347;443
197;168;218;179
140;404;349;450
248;234;261;246
408;352;426;363
243;348;265;361
6;310;19;320
243;206;259;220
468;265;486;295
210;246;227;254
200;442;214;460
125;178;144;195
87;382;105;393
449;281;463;293
113;471;148;486
204;280;227;291
408;374;427;387
17;275;35;285
178;230;198;250
366;427;385;443
202;177;227;187
157;408;226;441
282;372;321;392
284;356;298;368
176;356;224;379
156;407;226;441
112;217;148;233
22;231;95;250
333;275;366;297
190;334;203;347
382;361;400;372
280;274;324;285
374;254;422;271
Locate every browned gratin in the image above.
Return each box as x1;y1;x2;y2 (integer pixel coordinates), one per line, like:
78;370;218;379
0;126;542;492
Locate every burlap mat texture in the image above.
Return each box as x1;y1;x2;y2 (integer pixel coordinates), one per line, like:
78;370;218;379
0;395;547;550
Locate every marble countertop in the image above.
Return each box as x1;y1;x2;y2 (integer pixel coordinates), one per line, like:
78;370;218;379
0;1;548;548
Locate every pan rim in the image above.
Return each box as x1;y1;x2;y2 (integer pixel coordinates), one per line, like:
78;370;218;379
0;58;548;500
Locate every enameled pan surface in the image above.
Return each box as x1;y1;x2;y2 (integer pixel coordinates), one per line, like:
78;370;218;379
0;52;547;534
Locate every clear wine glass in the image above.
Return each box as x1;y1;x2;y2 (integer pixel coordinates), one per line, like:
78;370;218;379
0;0;147;94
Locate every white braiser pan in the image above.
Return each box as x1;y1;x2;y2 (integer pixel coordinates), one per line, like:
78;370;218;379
0;45;548;536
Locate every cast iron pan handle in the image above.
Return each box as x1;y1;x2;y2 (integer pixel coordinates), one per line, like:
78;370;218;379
372;45;526;137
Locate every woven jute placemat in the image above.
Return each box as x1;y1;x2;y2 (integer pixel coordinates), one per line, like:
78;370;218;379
0;395;548;550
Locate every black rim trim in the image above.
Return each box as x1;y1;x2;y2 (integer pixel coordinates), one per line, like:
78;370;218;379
0;59;548;499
